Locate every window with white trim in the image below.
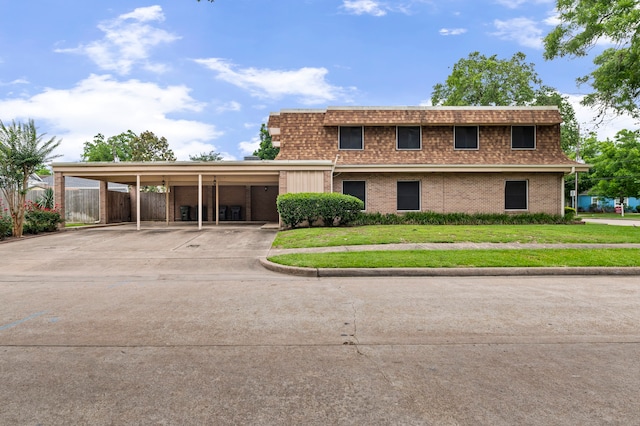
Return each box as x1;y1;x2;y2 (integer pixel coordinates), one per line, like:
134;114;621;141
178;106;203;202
454;126;478;150
342;180;366;209
397;181;420;211
339;126;363;150
512;126;536;149
397;126;421;150
505;180;528;210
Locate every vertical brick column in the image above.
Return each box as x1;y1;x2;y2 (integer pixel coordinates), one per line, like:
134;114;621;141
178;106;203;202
168;186;175;222
54;172;65;228
245;185;252;221
99;180;109;224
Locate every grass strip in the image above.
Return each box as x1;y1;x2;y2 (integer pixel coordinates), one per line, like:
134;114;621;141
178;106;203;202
268;248;640;269
273;224;640;249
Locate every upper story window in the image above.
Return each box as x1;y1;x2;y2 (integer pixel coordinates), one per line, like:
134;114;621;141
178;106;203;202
339;126;363;150
512;126;536;149
454;126;478;150
397;126;421;150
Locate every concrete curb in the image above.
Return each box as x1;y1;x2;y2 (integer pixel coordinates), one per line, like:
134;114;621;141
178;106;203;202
259;258;640;277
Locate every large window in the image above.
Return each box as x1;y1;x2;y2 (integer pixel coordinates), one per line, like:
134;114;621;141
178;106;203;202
454;126;478;149
505;180;528;210
397;181;420;211
339;126;363;150
342;180;366;208
397;126;421;150
512;126;536;149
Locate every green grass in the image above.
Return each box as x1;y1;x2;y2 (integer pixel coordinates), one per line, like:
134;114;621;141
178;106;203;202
268;248;640;269
272;224;640;249
577;212;640;220
65;223;93;228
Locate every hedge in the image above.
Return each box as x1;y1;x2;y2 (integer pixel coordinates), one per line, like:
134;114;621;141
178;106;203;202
276;192;364;228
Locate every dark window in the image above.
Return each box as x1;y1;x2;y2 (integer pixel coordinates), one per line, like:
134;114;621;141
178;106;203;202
512;126;536;149
397;181;420;211
397;126;421;150
454;126;478;149
339;126;363;150
505;180;528;210
342;181;366;208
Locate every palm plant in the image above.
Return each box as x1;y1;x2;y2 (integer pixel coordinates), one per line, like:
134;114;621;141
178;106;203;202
0;119;61;237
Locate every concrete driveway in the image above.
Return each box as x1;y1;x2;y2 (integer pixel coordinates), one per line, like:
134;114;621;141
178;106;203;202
1;225;639;425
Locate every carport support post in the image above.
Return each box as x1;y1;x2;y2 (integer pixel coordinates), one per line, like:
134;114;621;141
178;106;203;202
54;172;65;229
198;174;203;231
215;176;219;226
99;180;109;224
136;175;141;231
165;179;170;226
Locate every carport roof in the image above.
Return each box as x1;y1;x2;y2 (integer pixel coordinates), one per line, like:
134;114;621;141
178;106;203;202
52;160;334;187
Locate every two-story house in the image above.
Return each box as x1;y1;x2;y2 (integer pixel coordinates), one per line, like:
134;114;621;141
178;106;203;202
269;106;589;215
52;106;589;229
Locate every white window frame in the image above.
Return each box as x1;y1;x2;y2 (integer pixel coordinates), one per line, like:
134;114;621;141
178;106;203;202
397;180;421;211
342;180;366;210
338;126;364;151
454;126;479;150
504;180;529;211
396;126;422;150
511;125;536;150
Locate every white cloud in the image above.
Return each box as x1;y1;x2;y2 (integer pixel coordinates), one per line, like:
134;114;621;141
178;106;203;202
215;101;242;113
0;74;222;161
238;136;260;157
439;28;467;36
566;94;638;141
0;78;29;86
491;18;545;49
494;0;553;9
195;58;354;105
342;0;387;16
55;5;179;75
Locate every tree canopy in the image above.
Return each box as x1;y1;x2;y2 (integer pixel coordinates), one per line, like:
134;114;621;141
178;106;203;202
189;150;222;161
586;129;640;203
431;51;580;154
544;0;640;118
82;130;176;162
0;119;60;237
253;123;279;160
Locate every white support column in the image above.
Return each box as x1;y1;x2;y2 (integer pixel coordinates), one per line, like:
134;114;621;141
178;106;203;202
165;179;170;225
198;174;203;231
215;176;219;226
136;175;141;231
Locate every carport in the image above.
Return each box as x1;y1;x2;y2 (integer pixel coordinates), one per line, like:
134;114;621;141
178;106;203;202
52;161;334;230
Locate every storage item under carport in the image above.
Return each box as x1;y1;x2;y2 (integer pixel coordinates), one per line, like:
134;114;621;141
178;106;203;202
231;206;241;221
219;205;227;220
179;205;191;221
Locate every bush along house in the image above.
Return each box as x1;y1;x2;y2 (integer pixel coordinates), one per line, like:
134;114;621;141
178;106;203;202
269;106;590;216
52;106;590;230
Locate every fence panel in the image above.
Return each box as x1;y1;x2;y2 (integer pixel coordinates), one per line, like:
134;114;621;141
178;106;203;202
139;192;166;221
109;190;131;223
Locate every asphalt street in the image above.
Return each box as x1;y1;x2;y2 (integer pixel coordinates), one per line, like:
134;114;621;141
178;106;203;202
1;225;639;425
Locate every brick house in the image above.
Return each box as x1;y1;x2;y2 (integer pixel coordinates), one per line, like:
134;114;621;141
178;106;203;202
269;106;589;215
52;106;589;229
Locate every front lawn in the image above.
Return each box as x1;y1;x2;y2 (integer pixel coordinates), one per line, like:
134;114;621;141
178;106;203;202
272;223;640;249
268;248;640;269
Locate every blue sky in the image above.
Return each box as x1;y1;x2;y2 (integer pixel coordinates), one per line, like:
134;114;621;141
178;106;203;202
0;0;635;161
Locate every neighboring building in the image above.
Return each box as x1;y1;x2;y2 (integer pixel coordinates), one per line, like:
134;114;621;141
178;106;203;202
578;195;639;212
52;106;590;228
269;106;589;215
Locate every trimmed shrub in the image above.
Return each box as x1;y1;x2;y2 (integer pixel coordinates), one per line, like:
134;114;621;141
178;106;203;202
0;205;11;239
564;206;576;219
277;192;364;228
351;211;574;226
23;201;63;234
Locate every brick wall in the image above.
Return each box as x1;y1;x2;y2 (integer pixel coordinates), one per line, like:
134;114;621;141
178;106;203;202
334;172;563;215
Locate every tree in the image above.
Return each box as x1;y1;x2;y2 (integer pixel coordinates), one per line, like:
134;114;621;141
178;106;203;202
587;129;640;204
189;150;222;161
544;0;640;118
431;52;580;154
82;131;135;162
130;131;176;161
0;119;61;237
253;123;279;160
82;130;175;162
